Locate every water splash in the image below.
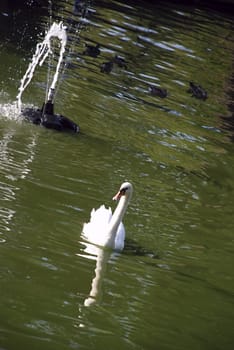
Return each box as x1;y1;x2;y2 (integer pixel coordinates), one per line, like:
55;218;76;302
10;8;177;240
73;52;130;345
0;101;19;121
16;21;67;112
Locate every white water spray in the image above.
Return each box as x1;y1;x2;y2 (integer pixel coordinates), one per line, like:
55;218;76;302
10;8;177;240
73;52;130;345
17;21;67;112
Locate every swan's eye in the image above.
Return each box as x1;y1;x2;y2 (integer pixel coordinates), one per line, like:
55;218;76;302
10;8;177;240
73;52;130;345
120;187;128;194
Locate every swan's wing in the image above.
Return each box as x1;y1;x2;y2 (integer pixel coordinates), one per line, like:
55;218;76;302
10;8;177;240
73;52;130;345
89;205;112;225
114;222;125;251
82;205;112;246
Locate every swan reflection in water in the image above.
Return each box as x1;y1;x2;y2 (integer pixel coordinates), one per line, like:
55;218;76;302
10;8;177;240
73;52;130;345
78;182;133;306
79;241;113;307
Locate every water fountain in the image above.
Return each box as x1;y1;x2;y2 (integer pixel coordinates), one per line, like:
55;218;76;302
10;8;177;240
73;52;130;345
17;21;80;133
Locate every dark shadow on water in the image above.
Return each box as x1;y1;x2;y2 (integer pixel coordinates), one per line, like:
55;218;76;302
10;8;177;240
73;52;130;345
124;238;160;259
0;1;49;52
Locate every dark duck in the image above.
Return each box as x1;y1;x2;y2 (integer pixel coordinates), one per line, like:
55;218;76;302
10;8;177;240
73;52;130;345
187;82;208;100
112;55;127;69
149;85;168;98
22;101;79;133
100;61;114;74
100;55;127;73
83;43;101;58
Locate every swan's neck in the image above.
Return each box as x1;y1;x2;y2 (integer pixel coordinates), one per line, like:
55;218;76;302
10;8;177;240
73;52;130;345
106;194;130;248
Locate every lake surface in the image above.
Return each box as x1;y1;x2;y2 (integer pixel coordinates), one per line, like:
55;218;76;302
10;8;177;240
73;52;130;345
0;1;234;349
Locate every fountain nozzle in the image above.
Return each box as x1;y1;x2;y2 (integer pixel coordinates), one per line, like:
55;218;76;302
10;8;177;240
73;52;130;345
47;88;55;103
41;100;54;116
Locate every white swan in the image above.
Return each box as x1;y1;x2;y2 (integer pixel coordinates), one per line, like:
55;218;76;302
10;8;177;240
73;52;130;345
82;182;133;251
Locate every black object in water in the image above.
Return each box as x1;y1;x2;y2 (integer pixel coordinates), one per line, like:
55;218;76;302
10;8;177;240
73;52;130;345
187;82;208;100
149;85;168;98
100;61;113;74
83;43;100;58
22;101;79;133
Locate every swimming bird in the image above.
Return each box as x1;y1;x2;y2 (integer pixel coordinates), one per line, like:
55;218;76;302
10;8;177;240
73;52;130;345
82;182;133;251
187;81;208;100
100;61;114;73
83;43;101;58
112;55;127;68
149;85;168;98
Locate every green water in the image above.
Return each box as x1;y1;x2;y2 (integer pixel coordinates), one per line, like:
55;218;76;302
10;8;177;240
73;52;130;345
0;1;234;349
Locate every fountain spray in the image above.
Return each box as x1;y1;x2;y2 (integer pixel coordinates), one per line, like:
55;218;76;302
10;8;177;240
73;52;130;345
17;21;79;133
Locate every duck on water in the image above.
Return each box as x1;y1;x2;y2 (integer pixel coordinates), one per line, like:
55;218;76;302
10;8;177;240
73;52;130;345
21;100;79;133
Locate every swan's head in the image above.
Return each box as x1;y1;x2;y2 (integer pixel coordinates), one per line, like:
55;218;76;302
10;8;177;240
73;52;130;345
113;182;133;201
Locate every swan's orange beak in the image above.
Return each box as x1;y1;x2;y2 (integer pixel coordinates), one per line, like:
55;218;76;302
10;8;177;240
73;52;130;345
113;191;121;201
113;188;126;201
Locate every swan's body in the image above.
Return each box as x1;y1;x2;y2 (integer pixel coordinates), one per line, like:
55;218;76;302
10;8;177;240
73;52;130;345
82;182;133;251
